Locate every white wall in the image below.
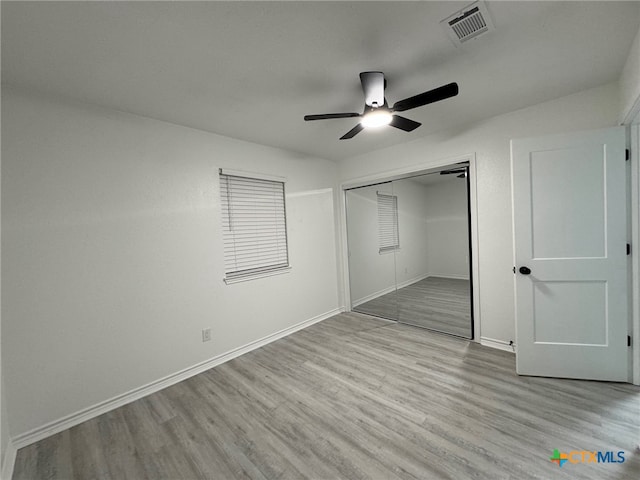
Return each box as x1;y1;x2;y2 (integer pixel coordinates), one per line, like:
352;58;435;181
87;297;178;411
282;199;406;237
346;186;397;304
1;87;340;438
620;24;640;123
423;177;469;279
339;82;620;344
346;180;431;305
393;180;431;288
0;79;628;446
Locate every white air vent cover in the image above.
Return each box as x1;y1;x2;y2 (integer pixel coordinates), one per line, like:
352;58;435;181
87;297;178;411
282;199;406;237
441;1;495;46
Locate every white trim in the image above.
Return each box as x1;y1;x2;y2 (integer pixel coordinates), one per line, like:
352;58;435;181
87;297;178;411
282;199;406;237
351;274;471;308
629;120;640;385
342;153;472;190
480;336;516;354
396;274;430;290
219;168;286;183
350;312;398;325
352;273;431;307
1;441;16;480
352;285;397;308
11;307;344;449
428;273;470;281
468;155;482;342
340;188;353;311
286;188;333;198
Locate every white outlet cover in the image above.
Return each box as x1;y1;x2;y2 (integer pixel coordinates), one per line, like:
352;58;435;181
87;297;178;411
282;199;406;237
202;328;212;342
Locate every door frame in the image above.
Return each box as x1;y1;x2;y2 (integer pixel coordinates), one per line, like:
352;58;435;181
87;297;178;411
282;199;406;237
630;121;640;385
622;75;640;385
338;153;481;342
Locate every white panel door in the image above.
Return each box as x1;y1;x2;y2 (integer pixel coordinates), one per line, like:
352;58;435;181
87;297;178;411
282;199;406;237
511;127;628;381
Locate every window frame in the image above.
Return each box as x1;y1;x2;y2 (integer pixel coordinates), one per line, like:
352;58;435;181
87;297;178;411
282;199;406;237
219;169;290;284
377;191;400;254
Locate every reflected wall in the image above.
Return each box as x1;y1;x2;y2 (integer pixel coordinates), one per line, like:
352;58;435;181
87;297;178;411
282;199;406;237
346;182;398;320
346;169;472;338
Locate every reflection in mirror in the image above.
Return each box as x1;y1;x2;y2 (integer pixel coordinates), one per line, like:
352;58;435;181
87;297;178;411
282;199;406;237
393;171;471;338
346;183;398;321
345;166;472;338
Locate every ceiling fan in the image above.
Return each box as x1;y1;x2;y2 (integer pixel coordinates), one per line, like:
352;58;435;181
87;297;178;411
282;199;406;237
304;72;458;140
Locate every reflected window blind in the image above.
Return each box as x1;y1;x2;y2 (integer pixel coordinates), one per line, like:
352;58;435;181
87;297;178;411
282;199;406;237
220;173;289;280
377;193;399;252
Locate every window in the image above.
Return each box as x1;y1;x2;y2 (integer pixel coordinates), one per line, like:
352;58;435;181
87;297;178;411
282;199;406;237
377;192;399;253
220;170;289;283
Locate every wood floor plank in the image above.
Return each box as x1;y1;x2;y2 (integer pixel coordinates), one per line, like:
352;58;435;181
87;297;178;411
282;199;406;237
97;409;148;480
355;276;472;337
68;419;111;480
13;312;640;479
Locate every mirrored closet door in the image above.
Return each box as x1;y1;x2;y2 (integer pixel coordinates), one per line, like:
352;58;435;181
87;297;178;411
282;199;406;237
346;165;473;338
346;182;399;321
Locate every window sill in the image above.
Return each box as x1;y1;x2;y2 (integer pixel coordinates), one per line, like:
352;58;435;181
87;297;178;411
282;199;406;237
224;266;292;285
379;248;400;255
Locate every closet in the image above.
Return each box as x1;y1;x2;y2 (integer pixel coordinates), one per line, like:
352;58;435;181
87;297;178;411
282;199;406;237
346;164;473;338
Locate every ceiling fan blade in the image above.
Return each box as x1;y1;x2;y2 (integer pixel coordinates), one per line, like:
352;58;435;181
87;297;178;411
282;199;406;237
304;113;361;121
392;82;459;113
339;123;364;140
390;115;421;132
360;71;385;107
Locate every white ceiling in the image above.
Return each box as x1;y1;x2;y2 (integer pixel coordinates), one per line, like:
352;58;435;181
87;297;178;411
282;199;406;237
3;1;639;162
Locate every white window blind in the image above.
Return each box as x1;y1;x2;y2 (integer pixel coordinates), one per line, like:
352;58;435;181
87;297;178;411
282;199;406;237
377;192;399;253
220;172;289;282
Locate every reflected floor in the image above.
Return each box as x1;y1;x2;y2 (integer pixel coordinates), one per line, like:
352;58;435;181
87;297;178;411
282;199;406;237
354;276;471;338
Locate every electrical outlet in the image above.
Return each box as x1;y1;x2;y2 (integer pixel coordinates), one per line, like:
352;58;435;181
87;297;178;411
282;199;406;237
202;328;211;342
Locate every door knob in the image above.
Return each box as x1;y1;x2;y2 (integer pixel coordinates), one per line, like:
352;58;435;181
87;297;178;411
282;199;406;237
519;266;531;275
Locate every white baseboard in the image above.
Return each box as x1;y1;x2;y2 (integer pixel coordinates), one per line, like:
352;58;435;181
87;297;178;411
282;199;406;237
396;273;431;290
352;285;397;308
352;273;431;307
1;441;16;480
428;273;470;281
12;307;344;450
352;273;471;308
480;336;516;354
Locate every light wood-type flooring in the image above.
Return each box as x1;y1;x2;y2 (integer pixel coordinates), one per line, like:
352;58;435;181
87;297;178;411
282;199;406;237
13;312;640;479
354;277;472;338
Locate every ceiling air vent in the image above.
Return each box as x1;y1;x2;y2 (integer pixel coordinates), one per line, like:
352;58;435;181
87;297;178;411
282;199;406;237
441;1;495;46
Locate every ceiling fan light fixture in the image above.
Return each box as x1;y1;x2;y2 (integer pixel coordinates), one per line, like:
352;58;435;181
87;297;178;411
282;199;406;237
304;72;458;139
361;110;393;129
